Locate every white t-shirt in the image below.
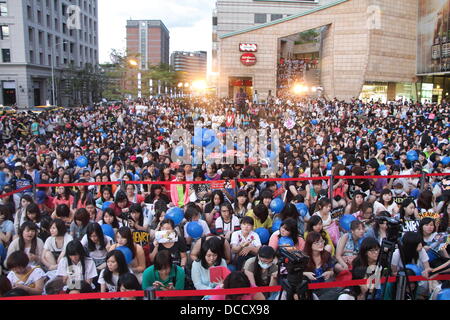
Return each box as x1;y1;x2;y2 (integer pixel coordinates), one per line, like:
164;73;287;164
44;233;73;256
184;219;210;238
7;267;46;288
230;230;261;248
215;216;240;235
391;248;429;270
81;235;114;267
56;257;98;283
98;269;119;293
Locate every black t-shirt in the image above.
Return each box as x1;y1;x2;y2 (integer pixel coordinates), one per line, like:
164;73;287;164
157;237;187;266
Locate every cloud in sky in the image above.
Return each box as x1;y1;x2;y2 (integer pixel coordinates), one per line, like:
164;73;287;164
98;0;214;66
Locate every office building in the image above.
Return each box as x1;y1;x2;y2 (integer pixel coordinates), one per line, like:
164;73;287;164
170;51;207;81
126;19;170;69
0;0;99;107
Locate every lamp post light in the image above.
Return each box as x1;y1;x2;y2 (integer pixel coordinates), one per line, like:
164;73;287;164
128;59;141;99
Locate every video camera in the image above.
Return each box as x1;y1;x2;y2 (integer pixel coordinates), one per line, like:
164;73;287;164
278;247;310;300
375;216;402;243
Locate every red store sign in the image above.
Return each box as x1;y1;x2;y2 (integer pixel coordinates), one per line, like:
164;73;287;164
239;43;258;52
240;53;257;66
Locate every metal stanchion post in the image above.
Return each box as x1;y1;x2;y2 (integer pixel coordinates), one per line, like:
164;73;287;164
329;175;334;202
420;171;426;192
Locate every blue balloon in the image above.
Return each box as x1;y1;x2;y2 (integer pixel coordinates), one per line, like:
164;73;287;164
270;198;285;214
339;214;357;232
102;201;113;212
407;150;418;162
378;165;387;173
311;119;318;125
76;156;88;168
442;156;450;165
186;221;203;239
285;144;291;153
405;264;423;276
101;224;115;240
175;145;184;157
376;141;384;150
166;207;184;226
158;128;165;133
278;236;295;247
98;128;104;133
102;133;108;139
337;155;343;161
255;227;270;244
295;203;309;217
116;246;133;264
437;289;450;300
410;188;420;199
271;219;282;233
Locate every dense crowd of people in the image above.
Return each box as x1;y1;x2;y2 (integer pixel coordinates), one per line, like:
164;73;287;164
0;94;450;300
277;59;319;97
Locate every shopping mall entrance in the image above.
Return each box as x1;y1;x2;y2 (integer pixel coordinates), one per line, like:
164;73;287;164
228;77;253;100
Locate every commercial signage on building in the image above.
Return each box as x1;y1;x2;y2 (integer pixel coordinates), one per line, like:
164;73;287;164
240;53;257;66
418;0;450;73
239;43;258;52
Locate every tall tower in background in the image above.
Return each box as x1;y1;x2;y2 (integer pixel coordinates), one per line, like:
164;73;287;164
126;19;170;69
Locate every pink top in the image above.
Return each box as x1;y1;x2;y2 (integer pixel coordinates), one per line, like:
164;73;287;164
209;284;258;300
268;231;305;252
53;196;74;208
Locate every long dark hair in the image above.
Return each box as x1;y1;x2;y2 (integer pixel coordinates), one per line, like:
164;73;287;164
73;179;91;209
439;202;450;233
18;221;38;254
306;215;327;239
418;217;436;239
200;237;224;269
117;227;136;259
103;250;129;287
278;203;299;221
401;232;423;265
129;203;144;226
25;203;41;223
399;198;417;221
65;240;88;280
279;218;299;245
102;208;120;229
253;203;269;224
303;231;331;272
86;223;106;252
352;237;380;269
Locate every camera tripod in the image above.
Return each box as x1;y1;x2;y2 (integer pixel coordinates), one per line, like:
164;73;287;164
368;238;416;300
276;248;312;300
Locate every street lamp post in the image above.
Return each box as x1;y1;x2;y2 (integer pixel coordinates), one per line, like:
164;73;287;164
128;59;141;99
51;40;68;106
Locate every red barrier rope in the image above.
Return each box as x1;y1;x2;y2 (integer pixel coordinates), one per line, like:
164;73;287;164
0;185;32;199
155;285;282;298
36;181;121;188
1;274;449;300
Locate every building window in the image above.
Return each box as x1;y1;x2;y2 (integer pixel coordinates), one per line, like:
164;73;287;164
30;50;34;64
2;49;10;62
0;25;9;40
37;10;42;25
27;5;33;21
0;1;8;16
212;16;218;26
271;14;283;21
254;14;267;24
